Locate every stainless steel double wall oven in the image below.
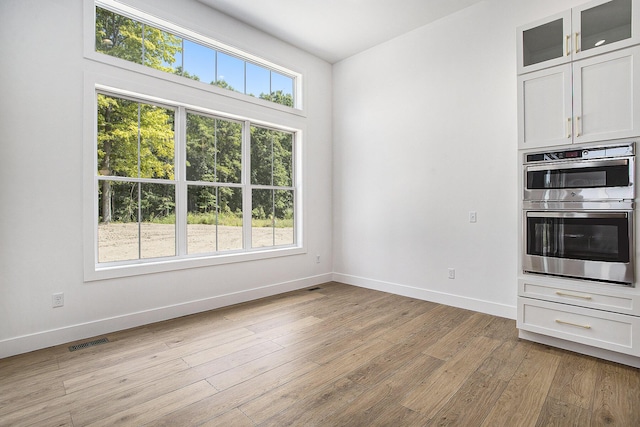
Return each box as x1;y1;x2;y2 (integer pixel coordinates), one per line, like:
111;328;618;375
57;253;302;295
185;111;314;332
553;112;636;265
523;142;635;285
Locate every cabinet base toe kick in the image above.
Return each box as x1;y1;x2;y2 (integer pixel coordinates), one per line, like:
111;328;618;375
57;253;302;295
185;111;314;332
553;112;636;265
518;329;640;369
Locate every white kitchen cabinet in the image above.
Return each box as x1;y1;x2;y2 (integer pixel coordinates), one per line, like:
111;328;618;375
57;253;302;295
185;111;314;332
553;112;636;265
518;10;571;75
518;277;640;316
518;0;639;75
518;64;572;148
518;46;640;149
518;297;640;356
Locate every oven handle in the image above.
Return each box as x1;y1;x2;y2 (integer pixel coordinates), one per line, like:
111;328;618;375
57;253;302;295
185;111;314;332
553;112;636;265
525;158;629;172
526;211;629;219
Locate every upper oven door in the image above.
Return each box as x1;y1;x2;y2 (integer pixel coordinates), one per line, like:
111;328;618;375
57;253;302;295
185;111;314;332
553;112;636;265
524;157;634;201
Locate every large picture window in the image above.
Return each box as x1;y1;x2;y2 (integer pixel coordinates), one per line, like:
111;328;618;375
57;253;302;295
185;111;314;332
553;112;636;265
95;91;299;268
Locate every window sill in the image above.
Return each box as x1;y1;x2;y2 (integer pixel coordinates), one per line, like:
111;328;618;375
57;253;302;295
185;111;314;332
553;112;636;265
84;246;306;282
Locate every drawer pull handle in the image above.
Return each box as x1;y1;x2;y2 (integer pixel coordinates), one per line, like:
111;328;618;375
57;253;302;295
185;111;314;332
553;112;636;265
555;319;591;329
555;291;592;300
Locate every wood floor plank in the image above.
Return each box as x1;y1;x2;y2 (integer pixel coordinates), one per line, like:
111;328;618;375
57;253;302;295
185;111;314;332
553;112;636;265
207;327;360;391
239;338;396;424
591;361;640;426
66;358;189;398
162;322;254;349
480;347;562;427
62;343;177;394
547;352;599;410
270;312;356;348
303;286;392;321
476;339;530;382
26;411;74;427
321;355;442;427
253;315;324;340
380;303;473;345
320;385;429;427
196;408;255;427
182;334;269;367
149;358;320;426
206;346;303;391
429;371;508;426
0;378;67;417
69;366;209;426
480;316;519;341
258;376;366;426
423;311;495;360
345;294;428;331
302;328;368;365
83;380;217;427
0;355;59;383
220;291;326;324
535;396;591;427
191;340;283;383
346;338;427;388
401;335;502;418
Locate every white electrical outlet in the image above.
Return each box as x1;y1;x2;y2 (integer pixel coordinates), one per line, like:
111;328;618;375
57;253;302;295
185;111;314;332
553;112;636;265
316;254;321;263
448;268;455;279
52;293;64;308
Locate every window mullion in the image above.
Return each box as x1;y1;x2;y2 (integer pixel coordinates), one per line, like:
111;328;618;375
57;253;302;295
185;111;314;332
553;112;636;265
137;103;142;259
242;120;252;250
270;133;275;246
175;106;187;256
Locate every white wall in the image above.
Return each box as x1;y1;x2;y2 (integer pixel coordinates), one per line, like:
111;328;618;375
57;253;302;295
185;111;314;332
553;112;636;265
0;0;333;358
332;0;586;318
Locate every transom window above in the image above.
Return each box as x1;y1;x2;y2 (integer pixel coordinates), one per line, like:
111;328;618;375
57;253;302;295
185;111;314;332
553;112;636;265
94;3;297;108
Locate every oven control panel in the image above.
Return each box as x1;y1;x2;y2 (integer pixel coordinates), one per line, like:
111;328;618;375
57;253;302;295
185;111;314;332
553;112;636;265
526;143;634;163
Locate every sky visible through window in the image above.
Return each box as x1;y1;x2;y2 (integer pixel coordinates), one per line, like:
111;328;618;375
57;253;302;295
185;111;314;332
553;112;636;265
180;42;294;102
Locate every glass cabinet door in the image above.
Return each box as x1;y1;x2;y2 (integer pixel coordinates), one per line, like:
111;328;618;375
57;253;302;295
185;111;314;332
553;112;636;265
518;11;571;74
574;0;634;56
523;19;565;67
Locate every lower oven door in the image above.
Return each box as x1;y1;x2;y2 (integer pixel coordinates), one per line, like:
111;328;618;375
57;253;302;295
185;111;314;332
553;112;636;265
523;210;634;285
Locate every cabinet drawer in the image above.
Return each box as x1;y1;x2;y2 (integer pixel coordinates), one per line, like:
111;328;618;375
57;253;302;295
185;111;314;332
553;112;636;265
520;281;635;313
518;298;640;356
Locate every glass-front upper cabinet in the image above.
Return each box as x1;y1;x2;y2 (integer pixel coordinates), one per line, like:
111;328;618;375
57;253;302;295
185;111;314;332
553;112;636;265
518;0;639;74
518;11;572;75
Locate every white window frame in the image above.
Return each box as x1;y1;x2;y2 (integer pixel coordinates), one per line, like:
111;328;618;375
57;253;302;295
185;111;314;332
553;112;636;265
83;4;307;281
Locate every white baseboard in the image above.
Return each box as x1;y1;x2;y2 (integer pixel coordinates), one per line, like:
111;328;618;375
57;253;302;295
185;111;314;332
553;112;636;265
332;273;517;320
0;273;332;359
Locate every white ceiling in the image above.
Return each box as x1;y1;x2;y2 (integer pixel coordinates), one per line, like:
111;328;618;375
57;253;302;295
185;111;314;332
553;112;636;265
196;0;485;63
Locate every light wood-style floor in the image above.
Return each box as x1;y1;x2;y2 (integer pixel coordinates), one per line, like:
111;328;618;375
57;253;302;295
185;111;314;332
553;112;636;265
1;282;639;426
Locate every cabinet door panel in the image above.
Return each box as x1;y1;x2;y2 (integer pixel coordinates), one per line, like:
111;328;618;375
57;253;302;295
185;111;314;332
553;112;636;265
518;65;572;148
518;297;640;356
574;46;640;143
517;10;571;75
573;0;640;61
